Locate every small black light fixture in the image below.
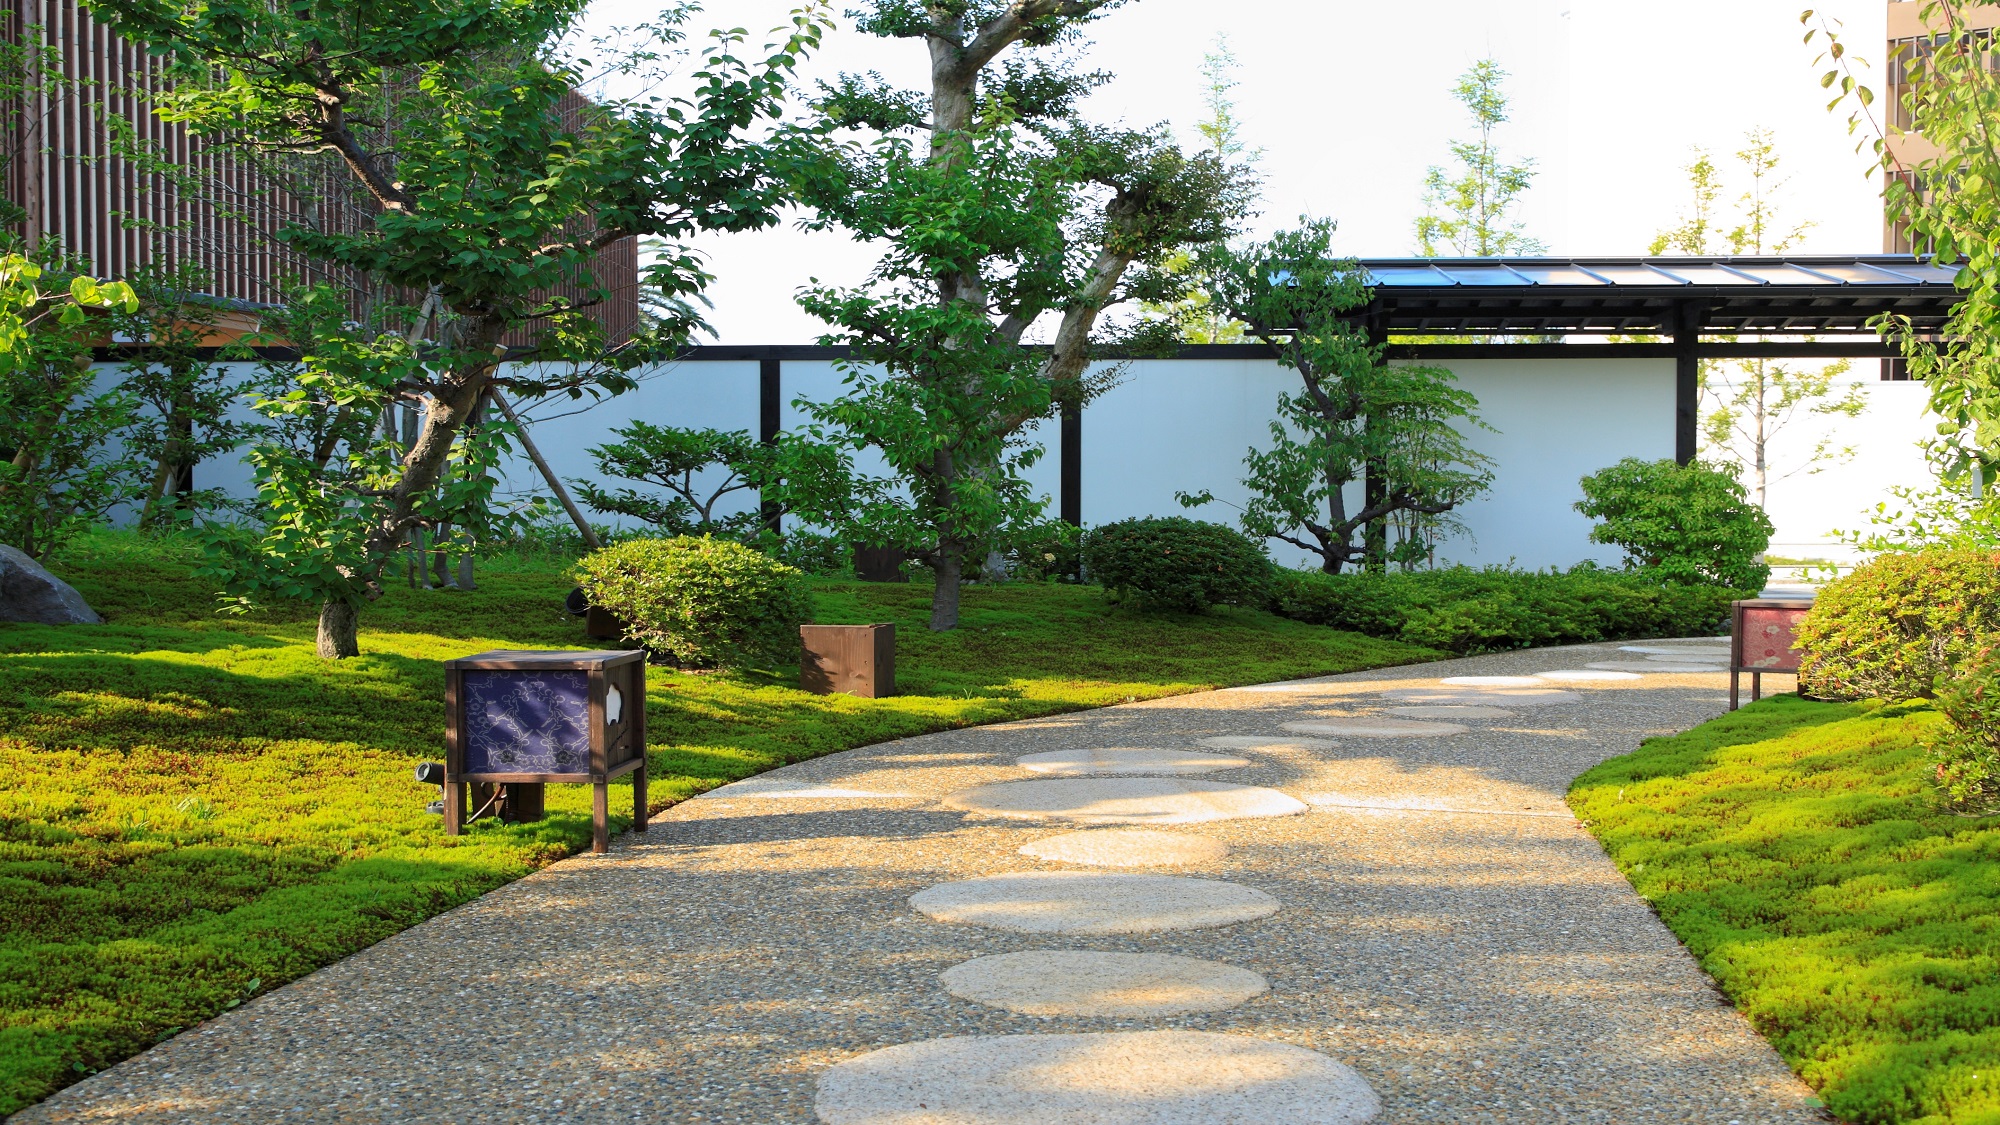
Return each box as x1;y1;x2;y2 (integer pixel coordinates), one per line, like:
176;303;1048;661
415;760;447;814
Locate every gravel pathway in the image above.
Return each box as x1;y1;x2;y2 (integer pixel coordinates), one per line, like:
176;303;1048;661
16;640;1825;1124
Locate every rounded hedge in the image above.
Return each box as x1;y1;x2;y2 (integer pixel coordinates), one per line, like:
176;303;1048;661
1796;546;2000;701
571;536;812;670
1081;516;1270;612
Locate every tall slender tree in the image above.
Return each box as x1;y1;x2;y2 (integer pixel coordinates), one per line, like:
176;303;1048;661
1144;33;1262;343
785;0;1256;630
1415;58;1544;257
84;0;825;656
1650;129;1865;508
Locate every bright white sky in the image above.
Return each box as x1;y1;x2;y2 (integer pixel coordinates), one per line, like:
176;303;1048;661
584;0;1891;343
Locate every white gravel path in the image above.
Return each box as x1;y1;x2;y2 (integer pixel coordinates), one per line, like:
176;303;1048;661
13;639;1823;1124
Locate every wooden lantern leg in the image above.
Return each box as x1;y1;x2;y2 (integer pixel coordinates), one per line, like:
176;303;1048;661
634;763;649;833
592;781;609;854
1729;670;1739;712
445;781;464;836
1752;671;1763;703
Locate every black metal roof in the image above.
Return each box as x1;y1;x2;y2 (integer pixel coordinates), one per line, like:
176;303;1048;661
1349;255;1964;336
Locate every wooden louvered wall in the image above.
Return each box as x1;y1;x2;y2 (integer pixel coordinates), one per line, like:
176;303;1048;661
3;0;638;343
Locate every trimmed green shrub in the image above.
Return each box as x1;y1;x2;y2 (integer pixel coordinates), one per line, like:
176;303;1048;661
1931;641;2000;811
1574;457;1773;589
571;536;812;669
1082;516;1271;612
1007;520;1083;583
1797;545;2000;701
1270;565;1740;655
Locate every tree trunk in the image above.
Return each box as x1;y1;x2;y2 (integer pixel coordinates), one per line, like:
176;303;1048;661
931;545;963;631
317;599;360;659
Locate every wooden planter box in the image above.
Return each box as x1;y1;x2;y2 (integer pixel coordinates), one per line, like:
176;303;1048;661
444;648;648;853
1729;597;1814;710
801;623;895;698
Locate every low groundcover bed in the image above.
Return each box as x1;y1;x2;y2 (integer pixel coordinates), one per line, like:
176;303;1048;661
1570;695;2000;1125
0;532;1431;1114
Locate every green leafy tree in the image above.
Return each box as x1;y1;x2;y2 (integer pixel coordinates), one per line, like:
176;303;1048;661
1812;5;2000;491
1145;33;1262;343
787;0;1255;630
107;265;257;527
0;250;142;558
1651;129;1864;507
82;0;825;656
1415;58;1544;257
1181;221;1494;573
1574;457;1773;589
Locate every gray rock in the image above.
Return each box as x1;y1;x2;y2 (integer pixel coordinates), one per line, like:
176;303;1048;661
0;544;101;624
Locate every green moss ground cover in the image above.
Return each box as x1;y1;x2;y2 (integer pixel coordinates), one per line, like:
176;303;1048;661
1570;695;2000;1125
0;532;1431;1113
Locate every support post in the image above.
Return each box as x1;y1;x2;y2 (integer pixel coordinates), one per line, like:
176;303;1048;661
760;357;782;534
492;389;601;550
1674;303;1702;465
1060;399;1081;527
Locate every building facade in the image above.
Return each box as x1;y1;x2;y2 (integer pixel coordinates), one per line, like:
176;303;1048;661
2;0;638;344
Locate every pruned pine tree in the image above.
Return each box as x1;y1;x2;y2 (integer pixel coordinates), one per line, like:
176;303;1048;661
786;0;1256;630
1189;221;1494;573
83;0;825;656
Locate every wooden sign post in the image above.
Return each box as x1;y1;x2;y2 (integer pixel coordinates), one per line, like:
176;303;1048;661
444;649;648;854
1729;599;1813;711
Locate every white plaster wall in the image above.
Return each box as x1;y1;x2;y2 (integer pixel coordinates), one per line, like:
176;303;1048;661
135;353;1947;575
1424;358;1676;571
1705;375;1940;566
1077;357;1307;565
496;359;760;525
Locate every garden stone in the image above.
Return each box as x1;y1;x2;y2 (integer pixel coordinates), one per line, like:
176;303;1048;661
1019;828;1231;867
1585;661;1725;674
695;777;913;800
1017;747;1251;776
0;545;101;625
1379;686;1581;706
1387;704;1516;719
814;1030;1381;1124
1621;644;1731;656
1282;717;1468;737
1535;669;1642;682
940;951;1269;1017
944;778;1307;824
1439;675;1544;687
1198;735;1337;752
910;871;1280;934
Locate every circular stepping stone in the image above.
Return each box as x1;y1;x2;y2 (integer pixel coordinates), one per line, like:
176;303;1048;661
940;951;1269;1017
1386;704;1515;719
696;777;912;800
1621;644;1731;656
1017;747;1251;777
1535;669;1641;682
1379;687;1581;706
1198;735;1336;752
815;1029;1381;1124
1645;653;1725;663
1281;717;1467;737
944;778;1306;824
1438;675;1545;687
1222;682;1335;693
911;871;1280;934
1585;661;1725;674
1020;828;1230;867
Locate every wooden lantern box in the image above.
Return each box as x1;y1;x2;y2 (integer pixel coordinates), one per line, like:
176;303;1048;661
444;649;648;853
801;623;895;698
1729;598;1814;710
